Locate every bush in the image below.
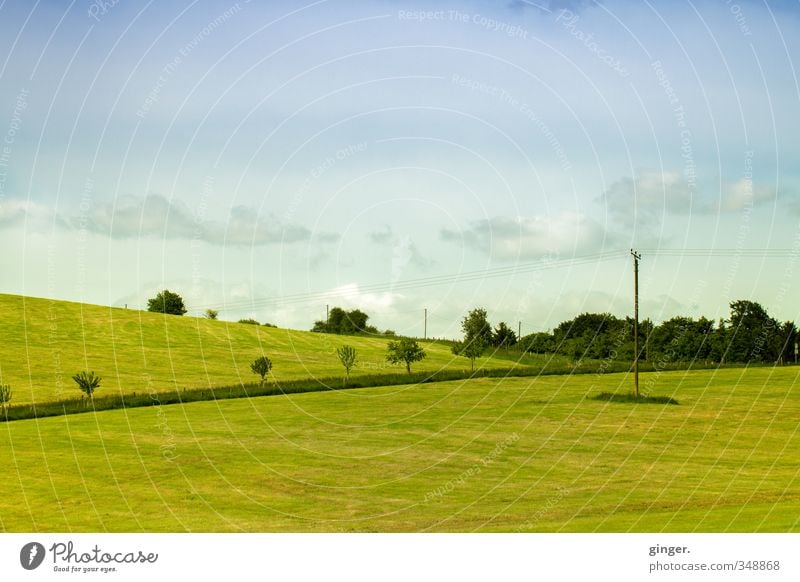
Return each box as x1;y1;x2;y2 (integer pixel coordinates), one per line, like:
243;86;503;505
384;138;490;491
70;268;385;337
73;371;101;402
262;322;277;328
238;318;260;325
204;309;219;320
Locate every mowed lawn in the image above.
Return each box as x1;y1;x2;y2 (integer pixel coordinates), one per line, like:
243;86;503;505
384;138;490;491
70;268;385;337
1;366;798;532
0;293;544;405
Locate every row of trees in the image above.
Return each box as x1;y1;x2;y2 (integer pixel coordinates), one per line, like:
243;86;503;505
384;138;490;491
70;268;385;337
519;300;796;365
145;289;795;366
249;337;428;388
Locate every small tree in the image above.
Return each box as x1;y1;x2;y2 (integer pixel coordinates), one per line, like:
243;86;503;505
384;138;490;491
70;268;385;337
453;308;491;371
451;339;487;372
147;289;187;316
337;345;357;385
386;337;426;373
250;355;273;385
0;384;11;411
204;308;219;320
73;371;101;403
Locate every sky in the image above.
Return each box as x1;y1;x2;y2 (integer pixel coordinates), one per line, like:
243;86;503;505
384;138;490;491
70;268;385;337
1;0;799;338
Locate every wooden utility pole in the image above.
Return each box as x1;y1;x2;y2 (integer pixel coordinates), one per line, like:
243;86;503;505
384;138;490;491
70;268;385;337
326;304;329;327
518;321;521;339
631;249;641;398
424;308;427;340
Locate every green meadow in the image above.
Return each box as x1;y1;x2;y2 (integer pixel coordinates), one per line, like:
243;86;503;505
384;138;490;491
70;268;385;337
1;366;797;532
0;293;563;406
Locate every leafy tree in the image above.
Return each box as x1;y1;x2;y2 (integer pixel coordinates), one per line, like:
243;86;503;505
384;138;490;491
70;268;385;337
492;321;517;348
386;337;426;373
73;371;101;403
728;300;780;363
520;332;555;354
312;307;374;334
0;384;11;411
147;289;187;316
250;356;273;385
204;308;219;320
778;321;797;364
453;308;491;370
336;345;357;384
451;339;487;371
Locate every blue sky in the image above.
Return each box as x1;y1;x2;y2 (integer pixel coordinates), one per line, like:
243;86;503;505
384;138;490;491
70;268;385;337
1;0;799;336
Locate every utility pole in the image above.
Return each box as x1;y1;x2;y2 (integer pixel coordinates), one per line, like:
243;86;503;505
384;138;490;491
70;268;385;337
631;249;641;398
518;321;521;339
326;304;329;327
424;308;427;340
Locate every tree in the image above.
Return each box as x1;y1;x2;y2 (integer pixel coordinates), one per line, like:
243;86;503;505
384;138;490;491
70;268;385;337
147;289;187;316
386;337;426;373
73;371;101;403
238;318;260;325
492;321;517;348
204;308;219;320
728;300;780;363
0;383;11;412
336;345;357;384
520;332;555;354
250;356;273;385
453;308;491;370
312;307;373;334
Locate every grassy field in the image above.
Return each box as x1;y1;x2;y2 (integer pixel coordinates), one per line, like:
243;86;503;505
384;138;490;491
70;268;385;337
0;293;569;406
1;365;797;532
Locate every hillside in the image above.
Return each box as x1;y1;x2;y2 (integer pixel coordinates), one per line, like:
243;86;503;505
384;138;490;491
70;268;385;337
0;293;546;406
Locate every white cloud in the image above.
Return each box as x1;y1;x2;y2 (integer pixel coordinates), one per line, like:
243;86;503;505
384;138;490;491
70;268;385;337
0;199;64;232
441;211;612;260
599;170;777;227
2;195;329;247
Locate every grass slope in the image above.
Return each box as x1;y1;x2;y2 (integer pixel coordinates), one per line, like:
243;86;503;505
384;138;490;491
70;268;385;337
0;293;567;406
1;366;797;532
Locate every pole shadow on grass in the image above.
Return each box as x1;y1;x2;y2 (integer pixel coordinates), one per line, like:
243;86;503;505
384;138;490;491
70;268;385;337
590;392;679;405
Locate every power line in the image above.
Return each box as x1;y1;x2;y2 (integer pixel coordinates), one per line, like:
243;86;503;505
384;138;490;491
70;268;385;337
196;249;628;311
641;248;799;257
194;247;798;313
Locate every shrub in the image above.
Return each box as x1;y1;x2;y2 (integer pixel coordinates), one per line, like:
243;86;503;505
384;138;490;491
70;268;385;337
204;309;219;320
239;318;260;325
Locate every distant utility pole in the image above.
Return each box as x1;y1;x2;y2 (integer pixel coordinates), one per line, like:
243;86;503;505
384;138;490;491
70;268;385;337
518;321;521;339
631;249;641;398
424;308;427;340
326;304;329;326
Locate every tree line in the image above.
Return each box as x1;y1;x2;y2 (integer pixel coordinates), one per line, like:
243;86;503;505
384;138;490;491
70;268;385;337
144;289;796;366
519;300;796;365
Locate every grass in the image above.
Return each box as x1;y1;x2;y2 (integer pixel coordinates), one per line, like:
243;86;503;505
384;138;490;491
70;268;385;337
1;365;797;532
0;293;575;406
